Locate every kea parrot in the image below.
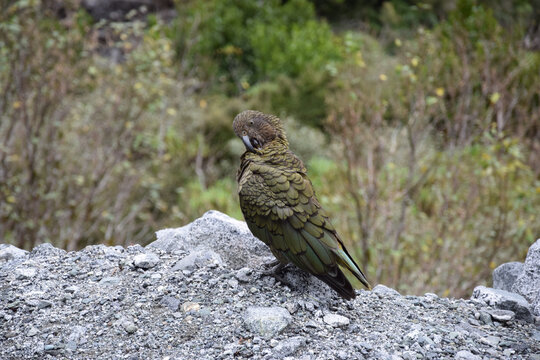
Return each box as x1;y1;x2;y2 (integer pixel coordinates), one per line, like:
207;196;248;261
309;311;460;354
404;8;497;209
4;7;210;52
233;110;371;300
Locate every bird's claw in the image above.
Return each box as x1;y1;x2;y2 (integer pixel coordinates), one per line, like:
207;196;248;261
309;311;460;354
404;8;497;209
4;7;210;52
261;262;286;276
259;263;294;288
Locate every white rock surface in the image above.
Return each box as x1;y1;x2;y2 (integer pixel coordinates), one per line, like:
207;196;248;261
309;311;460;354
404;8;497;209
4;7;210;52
0;244;28;262
148;210;271;269
471;285;532;322
492;261;523;292
512;239;540;303
243;306;292;338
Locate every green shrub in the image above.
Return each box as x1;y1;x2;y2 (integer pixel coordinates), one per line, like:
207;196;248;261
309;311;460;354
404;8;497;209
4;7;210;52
175;0;340;89
405;0;540;149
323;0;539;296
0;4;210;249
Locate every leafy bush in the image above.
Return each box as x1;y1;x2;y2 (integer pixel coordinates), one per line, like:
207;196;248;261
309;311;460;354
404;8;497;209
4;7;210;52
323;1;539;296
0;3;212;249
408;0;540;149
175;0;340;87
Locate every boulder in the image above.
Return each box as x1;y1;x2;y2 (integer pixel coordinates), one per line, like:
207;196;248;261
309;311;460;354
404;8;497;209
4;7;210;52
148;210;271;270
372;284;401;297
243;306;292;338
492;261;523;292
471;286;532;322
533;288;540;316
512;239;540;304
30;243;66;257
0;244;28;263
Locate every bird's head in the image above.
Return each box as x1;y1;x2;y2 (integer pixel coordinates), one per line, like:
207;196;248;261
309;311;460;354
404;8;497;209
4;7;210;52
233;110;289;154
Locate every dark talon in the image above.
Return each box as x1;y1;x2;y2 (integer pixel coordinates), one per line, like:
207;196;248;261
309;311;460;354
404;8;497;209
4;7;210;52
261;262;286;276
263;259;282;268
260;262;294;288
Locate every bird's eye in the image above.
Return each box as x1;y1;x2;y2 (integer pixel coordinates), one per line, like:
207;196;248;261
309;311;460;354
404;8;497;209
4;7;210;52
242;130;247;136
249;120;254;125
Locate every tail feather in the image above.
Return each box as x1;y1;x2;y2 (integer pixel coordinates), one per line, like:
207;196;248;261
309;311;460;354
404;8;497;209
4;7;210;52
335;248;371;290
316;266;356;300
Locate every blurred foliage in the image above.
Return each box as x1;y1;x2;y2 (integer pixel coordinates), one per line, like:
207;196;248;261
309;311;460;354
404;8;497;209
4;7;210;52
175;0;340;84
174;0;340;125
0;0;538;297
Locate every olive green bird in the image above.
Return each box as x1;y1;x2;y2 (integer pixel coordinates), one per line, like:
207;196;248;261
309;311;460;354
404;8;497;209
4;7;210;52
233;110;371;300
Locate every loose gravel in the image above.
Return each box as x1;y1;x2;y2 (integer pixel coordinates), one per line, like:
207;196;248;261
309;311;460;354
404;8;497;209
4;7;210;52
1;211;539;359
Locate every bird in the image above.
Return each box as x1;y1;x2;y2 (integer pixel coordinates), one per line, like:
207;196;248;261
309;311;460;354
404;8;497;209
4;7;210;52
233;110;371;300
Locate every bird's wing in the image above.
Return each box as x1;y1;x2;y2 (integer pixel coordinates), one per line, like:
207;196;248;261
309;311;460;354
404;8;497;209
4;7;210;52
238;159;370;294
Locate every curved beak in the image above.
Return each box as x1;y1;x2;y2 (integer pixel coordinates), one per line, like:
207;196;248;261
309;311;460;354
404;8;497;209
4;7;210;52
242;135;255;152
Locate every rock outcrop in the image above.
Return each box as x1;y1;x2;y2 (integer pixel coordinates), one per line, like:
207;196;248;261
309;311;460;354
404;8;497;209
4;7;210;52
473;238;540;324
512;240;540;304
1;211;539;359
492;262;523;292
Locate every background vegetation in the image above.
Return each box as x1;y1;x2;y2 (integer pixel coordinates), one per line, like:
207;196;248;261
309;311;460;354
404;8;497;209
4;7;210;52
1;0;538;297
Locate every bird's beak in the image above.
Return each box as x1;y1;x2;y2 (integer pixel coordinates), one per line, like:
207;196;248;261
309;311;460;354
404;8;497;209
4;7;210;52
242;135;255;152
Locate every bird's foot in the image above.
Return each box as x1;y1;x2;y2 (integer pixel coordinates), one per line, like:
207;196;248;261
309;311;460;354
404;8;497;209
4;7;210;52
260;262;294;288
263;259;282;268
261;262;286;276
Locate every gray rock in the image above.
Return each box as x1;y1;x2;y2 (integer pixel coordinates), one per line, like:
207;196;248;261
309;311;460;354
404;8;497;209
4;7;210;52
471;286;532;322
37;300;53;309
66;325;87;351
418;334;434;347
403;325;422;344
534;288;540;316
235;267;252;282
228;278;239;289
492;261;523;292
455;350;481;360
372;284;401;297
182;301;200;313
43;343;63;355
272;336;306;358
512;238;540;303
160;296;180;312
27;327;39;337
127;244;145;254
486;309;515;322
121;320;137;334
481;335;500;347
172;249;222;271
30;243;66;257
0;244;28;262
80;244;126;260
133;253;160;269
402;350;417;360
323;313;350;327
149;210;271;269
65;285;80;294
15;267;37;279
244;306;292;338
478;310;492;325
355;342;373;353
99;277;121;286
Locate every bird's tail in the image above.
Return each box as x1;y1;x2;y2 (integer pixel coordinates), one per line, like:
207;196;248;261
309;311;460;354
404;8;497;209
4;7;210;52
316;267;357;300
335;247;371;290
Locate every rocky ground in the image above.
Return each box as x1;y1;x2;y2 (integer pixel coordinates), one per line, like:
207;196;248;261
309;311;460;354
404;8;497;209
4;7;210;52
1;211;539;359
